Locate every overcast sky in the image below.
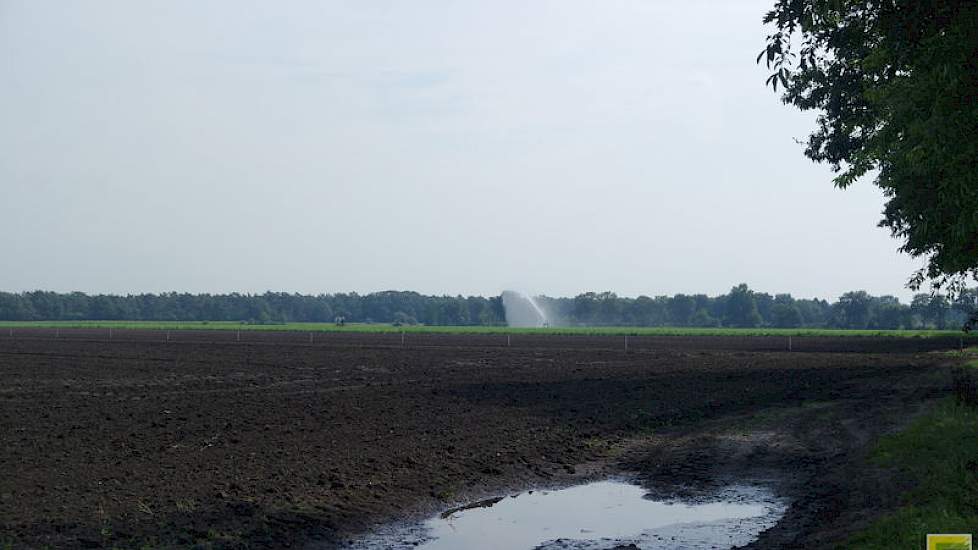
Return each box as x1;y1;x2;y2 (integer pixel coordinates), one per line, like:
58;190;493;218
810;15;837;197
0;1;923;301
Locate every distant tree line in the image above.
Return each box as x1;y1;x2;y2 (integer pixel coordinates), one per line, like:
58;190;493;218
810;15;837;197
0;285;975;330
537;284;977;330
0;291;506;326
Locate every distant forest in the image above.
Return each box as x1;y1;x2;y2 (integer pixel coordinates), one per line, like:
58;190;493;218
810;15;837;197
0;285;975;330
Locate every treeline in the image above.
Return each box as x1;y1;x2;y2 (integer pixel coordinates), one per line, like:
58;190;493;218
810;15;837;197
536;285;977;330
0;285;974;329
0;291;505;326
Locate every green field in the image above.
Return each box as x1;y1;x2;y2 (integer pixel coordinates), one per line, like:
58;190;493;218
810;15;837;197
0;320;972;339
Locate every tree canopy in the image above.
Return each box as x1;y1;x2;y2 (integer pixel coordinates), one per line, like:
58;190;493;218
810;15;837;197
759;0;978;296
1;286;974;330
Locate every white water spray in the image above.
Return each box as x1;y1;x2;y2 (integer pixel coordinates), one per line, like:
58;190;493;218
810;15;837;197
501;291;550;328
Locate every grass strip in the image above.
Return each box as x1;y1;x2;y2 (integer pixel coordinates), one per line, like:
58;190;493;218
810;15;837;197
847;370;978;549
0;320;974;339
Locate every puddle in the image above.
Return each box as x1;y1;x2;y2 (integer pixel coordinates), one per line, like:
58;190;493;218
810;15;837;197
350;480;786;550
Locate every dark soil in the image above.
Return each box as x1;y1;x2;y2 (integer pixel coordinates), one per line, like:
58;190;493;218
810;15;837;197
0;331;958;549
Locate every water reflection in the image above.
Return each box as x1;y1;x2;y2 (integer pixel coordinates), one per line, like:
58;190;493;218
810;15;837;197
352;480;785;550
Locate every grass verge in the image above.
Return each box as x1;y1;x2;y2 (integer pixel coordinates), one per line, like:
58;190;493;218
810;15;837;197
0;320;974;339
847;363;978;548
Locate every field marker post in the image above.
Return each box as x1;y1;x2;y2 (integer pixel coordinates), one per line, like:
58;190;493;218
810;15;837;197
961;336;965;353
109;327;113;340
624;335;629;353
401;331;405;347
309;332;313;344
236;330;241;342
56;327;60;338
507;334;511;347
8;327;12;338
788;335;792;352
166;330;170;343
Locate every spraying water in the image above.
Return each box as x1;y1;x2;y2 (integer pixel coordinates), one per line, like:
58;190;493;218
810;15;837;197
501;291;550;328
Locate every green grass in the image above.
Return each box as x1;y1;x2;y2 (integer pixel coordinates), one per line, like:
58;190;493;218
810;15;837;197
0;319;972;338
847;395;978;549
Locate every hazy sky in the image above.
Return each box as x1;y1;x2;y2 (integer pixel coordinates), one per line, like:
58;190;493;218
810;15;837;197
0;1;923;301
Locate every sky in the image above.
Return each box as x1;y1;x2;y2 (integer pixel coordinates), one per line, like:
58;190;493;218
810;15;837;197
0;0;924;302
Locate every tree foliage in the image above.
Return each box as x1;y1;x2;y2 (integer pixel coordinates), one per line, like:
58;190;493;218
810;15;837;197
760;0;978;293
1;286;973;330
724;284;764;328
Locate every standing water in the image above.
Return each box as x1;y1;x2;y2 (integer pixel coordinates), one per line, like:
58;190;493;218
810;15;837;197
350;480;785;550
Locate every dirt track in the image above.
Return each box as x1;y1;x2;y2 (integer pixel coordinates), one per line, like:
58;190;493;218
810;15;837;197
0;331;957;549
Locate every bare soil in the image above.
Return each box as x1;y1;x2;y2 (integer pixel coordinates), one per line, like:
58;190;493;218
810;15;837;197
0;330;957;549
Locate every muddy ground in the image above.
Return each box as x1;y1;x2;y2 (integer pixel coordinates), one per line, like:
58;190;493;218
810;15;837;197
0;330;959;549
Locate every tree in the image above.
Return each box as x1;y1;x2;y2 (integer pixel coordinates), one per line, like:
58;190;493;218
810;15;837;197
690;308;720;327
771;302;803;328
754;292;775;326
629;295;668;326
835;291;873;329
952;289;978;328
760;1;978;298
0;293;36;320
595;292;623;325
875;302;909;330
926;294;950;329
572;293;598;325
392;311;417;326
723;284;763;328
667;294;696;326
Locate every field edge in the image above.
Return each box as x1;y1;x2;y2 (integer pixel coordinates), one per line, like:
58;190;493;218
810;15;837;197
0;320;973;339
